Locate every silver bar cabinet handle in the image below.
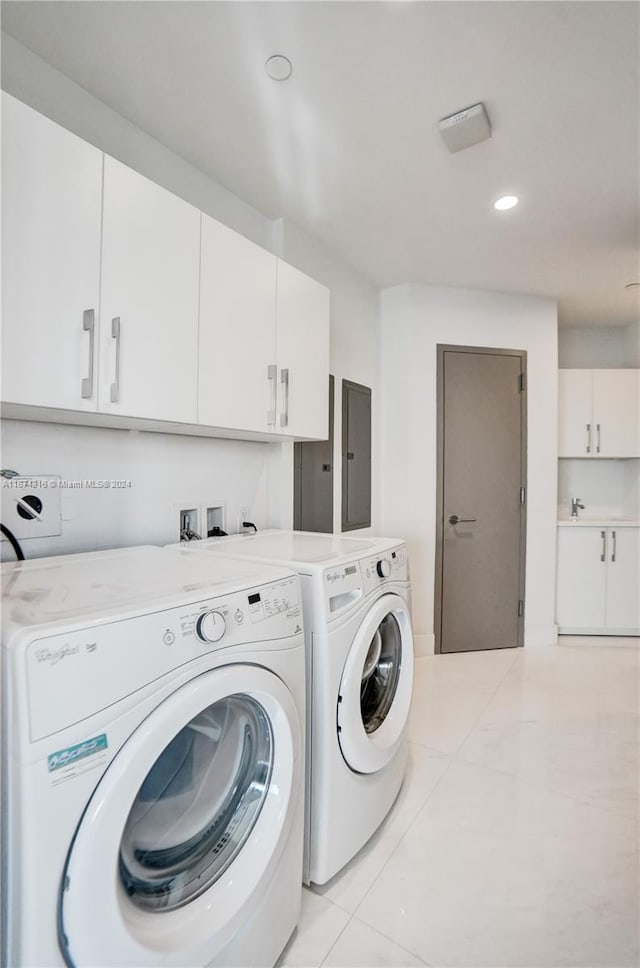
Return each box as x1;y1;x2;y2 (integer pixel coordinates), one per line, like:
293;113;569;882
596;424;601;454
266;364;277;426
280;367;290;428
611;530;616;563
586;423;591;454
600;530;606;562
110;316;121;403
80;309;95;399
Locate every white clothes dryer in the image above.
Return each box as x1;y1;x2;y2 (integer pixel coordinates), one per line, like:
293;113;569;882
1;545;305;967
173;531;414;885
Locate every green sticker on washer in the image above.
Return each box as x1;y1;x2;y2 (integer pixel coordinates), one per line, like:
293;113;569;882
47;733;108;772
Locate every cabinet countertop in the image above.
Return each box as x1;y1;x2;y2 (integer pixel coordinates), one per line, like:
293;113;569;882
557;519;639;528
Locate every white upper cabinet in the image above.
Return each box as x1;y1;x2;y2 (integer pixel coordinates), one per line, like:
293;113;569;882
558;369;640;457
1;92;102;411
591;369;639;457
558;369;593;457
198;215;277;432
198;232;330;440
2;98;330;440
275;260;330;440
99;157;200;422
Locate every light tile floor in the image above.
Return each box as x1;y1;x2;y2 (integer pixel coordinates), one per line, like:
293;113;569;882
279;637;640;967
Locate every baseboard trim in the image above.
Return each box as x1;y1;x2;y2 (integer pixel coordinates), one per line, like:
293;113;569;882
524;624;558;647
414;633;435;656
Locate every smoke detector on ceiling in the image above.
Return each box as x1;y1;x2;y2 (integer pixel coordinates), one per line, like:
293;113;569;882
265;55;293;81
438;103;492;153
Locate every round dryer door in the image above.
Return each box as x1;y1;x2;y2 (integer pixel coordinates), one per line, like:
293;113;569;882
337;594;414;774
60;665;302;967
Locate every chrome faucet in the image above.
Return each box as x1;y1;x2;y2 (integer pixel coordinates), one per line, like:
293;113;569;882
570;497;585;518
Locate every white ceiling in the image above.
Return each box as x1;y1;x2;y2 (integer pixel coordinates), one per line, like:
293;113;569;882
2;1;639;328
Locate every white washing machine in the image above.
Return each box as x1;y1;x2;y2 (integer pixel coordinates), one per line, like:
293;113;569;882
1;545;305;967
173;531;414;885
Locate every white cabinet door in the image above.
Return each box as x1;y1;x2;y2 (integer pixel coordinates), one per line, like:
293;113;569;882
275;260;330;440
198;215;276;432
556;527;607;629
605;528;640;630
99;157;200;422
558;370;593;457
593;370;640;457
1;93;102;411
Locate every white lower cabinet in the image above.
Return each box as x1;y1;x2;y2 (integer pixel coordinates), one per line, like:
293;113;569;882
556;526;640;634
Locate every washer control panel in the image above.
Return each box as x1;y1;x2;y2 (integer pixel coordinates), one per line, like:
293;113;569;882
26;573;302;742
195;609;226;643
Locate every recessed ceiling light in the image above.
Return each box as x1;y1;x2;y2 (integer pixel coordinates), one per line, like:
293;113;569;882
265;55;293;81
494;195;519;211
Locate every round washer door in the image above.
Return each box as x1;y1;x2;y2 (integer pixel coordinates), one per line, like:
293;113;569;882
337;594;414;774
60;664;302;967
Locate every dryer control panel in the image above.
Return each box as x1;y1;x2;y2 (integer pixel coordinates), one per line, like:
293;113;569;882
24;574;302;742
362;545;409;596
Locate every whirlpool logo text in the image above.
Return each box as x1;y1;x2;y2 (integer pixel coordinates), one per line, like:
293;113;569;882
47;734;108;773
35;644;80;666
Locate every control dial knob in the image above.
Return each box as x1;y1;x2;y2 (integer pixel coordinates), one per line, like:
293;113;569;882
196;610;226;643
376;558;391;579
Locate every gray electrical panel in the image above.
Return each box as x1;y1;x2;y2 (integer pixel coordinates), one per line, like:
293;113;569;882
293;375;334;533
342;379;371;531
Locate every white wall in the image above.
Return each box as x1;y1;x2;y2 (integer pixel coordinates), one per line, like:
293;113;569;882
558;320;640;368
0;421;271;560
379;284;558;652
1;35;380;560
558;459;640;520
624;320;640;367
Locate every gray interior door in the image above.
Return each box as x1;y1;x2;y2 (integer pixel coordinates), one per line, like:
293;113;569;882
293;375;334;533
435;346;527;653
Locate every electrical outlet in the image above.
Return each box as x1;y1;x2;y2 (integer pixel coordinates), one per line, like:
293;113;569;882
238;507;251;533
1;475;62;540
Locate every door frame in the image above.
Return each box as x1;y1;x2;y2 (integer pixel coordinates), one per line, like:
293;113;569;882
434;344;528;654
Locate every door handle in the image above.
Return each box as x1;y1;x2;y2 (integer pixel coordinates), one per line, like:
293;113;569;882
586;423;591;454
611;530;616;563
110;316;121;403
448;514;477;525
80;308;95;399
596;423;601;454
600;530;606;562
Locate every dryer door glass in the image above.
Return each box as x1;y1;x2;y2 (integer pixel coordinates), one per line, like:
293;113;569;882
119;694;273;912
360;611;402;733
